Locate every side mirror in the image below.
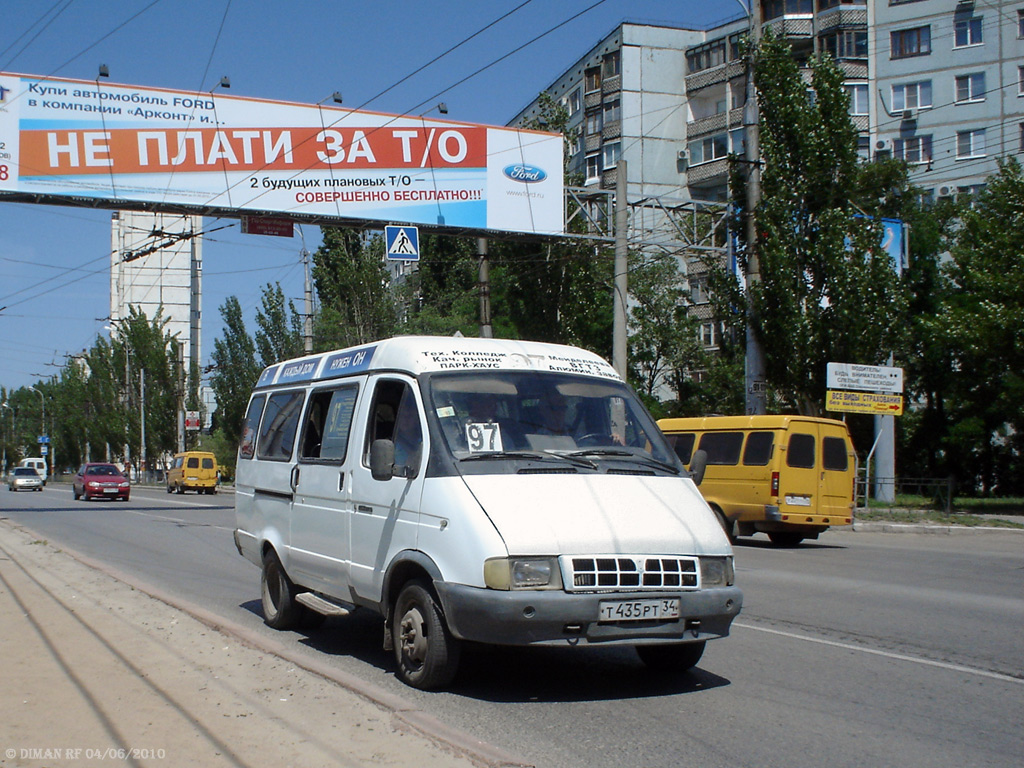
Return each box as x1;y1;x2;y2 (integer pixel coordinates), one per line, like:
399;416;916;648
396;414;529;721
370;439;396;481
688;449;707;486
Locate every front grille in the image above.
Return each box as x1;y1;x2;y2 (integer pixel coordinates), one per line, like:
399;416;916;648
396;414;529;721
564;555;699;592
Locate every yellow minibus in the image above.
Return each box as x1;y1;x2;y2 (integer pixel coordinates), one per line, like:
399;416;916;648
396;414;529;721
657;415;856;546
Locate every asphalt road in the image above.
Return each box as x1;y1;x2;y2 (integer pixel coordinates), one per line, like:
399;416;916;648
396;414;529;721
3;482;1022;768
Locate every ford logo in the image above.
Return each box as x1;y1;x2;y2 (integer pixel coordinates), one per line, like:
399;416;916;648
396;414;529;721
503;164;547;183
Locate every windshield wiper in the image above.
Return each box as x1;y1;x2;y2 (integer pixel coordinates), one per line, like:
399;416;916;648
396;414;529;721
566;448;681;474
461;451;597;469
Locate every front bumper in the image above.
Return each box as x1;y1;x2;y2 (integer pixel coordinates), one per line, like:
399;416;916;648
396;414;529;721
434;582;742;646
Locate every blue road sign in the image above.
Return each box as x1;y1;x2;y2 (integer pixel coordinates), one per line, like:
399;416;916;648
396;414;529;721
385;225;420;261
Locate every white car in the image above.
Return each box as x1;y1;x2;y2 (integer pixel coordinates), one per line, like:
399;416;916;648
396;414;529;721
8;467;44;491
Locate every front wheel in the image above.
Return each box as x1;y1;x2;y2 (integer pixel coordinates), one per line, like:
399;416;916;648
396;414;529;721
392;580;460;690
636;641;706;673
261;551;303;629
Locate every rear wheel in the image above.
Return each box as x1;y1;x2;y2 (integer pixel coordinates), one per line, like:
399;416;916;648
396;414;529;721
392;580;460;690
260;551;303;629
636;641;706;673
166;484;173;494
768;532;805;547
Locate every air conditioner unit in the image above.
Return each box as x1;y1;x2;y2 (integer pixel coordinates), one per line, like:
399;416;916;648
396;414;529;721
938;185;953;197
677;149;688;162
901;108;918;121
875;139;892;151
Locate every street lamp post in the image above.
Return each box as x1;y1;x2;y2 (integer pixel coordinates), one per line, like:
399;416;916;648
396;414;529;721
1;401;11;476
27;386;49;479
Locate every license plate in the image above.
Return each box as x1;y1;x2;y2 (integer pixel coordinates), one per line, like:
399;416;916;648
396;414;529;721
598;598;680;622
104;487;118;494
785;494;811;507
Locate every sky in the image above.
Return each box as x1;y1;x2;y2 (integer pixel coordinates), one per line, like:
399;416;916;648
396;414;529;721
0;0;743;392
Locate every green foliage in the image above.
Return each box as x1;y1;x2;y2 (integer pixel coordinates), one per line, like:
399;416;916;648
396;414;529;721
210;296;259;447
724;31;906;414
312;228;396;349
397;233;479;336
255;282;304;366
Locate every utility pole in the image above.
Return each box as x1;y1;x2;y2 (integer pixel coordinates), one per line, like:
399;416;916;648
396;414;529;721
477;238;493;338
303;245;314;352
743;0;767;415
612;159;628;379
139;369;146;482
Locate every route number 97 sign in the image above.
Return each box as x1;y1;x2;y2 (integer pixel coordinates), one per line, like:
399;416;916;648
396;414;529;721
466;422;503;453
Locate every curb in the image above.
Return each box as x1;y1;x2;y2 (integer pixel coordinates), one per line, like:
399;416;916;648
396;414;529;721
850;521;1024;535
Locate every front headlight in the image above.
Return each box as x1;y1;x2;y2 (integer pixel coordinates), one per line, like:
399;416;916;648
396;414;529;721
700;556;735;587
484;557;562;590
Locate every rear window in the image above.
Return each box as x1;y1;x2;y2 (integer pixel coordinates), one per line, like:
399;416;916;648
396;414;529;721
187;457;199;468
202;458;215;469
665;433;695;464
787;433;816;468
743;431;774;466
823;436;849;471
239;395;266;460
699;432;744;465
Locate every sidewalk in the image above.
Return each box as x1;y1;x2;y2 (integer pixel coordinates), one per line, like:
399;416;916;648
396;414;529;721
0;519;521;768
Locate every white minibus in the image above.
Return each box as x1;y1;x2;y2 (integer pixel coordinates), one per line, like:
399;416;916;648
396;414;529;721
234;336;741;689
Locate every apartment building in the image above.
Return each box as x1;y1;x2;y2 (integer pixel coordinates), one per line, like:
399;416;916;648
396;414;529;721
511;0;1022;206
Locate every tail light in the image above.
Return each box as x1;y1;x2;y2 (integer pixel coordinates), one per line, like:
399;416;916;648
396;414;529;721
771;471;780;497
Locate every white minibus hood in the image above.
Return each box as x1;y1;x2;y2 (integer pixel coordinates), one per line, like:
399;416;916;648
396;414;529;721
462;473;730;556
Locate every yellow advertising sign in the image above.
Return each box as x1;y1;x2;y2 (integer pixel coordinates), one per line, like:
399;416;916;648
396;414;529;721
826;390;904;416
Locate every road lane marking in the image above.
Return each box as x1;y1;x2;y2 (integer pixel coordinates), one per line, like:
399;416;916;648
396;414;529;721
735;621;1022;684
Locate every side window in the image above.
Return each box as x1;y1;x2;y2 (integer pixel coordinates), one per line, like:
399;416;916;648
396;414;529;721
698;432;744;465
665;433;695;465
822;436;849;471
787;433;816;468
365;379;423;477
743;431;775;466
239;395;266;460
300;384;359;462
257;391;304;462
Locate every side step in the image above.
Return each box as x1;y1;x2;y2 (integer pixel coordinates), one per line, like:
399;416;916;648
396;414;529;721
295;592;353;617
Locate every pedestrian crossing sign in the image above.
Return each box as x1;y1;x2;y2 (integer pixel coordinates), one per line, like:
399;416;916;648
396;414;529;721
385;225;420;261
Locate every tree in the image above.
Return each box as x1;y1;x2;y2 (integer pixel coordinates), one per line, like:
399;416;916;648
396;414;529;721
931;158;1024;494
255;282;304;366
397;233;480;337
312;228;396;349
720;31;906;414
210;296;259;447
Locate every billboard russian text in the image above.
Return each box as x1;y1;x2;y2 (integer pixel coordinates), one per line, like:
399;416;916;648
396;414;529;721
0;71;564;236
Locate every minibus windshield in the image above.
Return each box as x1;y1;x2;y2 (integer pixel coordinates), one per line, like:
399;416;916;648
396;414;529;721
427;370;679;470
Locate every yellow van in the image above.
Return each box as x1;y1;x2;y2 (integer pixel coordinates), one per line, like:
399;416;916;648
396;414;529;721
657;415;856;546
166;451;219;495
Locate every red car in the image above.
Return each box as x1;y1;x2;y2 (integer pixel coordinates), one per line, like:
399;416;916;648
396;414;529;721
73;463;131;501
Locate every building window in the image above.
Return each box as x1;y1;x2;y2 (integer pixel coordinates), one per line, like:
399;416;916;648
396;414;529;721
602;98;621;125
585;108;602;135
730;127;746;155
822;29;868;59
891;26;931;58
954;16;983;47
568;88;581;115
602;141;620;170
1018;66;1024;95
955;73;985;103
687;133;730;165
585;67;601;93
763;0;813;21
569;131;583;157
602;50;621;78
844;83;869;115
686;34;743;74
689;276;710;304
891;80;932;111
585;153;601;181
893;135;932;164
956;129;985;159
1020;123;1024;152
1019;10;1024;38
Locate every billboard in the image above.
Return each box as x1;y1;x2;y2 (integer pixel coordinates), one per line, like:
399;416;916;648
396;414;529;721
0;71;564;236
